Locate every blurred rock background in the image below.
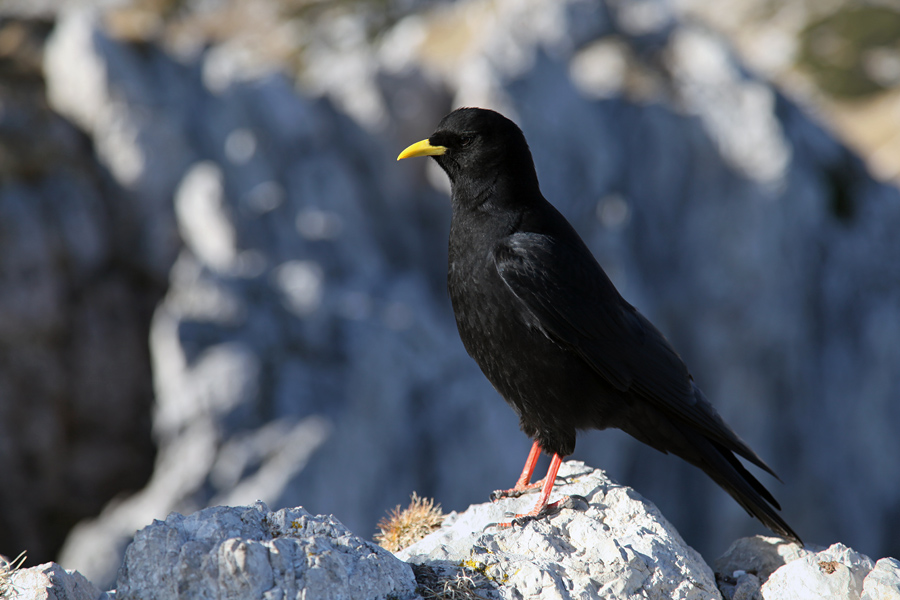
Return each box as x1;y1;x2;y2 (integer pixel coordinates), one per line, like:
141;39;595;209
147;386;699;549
0;0;898;589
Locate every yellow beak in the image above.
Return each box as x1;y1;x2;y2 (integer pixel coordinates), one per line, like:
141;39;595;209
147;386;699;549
397;139;447;161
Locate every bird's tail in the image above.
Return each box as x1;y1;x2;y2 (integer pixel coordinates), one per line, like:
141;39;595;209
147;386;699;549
619;402;802;545
688;429;802;544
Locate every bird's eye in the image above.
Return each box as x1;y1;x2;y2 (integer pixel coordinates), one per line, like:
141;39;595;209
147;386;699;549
459;135;475;147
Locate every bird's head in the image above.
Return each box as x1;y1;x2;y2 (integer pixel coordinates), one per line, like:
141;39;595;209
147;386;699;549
398;107;539;202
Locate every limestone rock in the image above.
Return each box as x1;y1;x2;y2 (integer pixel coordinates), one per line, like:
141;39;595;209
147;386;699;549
713;535;813;599
115;502;418;600
761;543;875;600
398;461;721;600
7;561;110;600
862;558;900;600
715;538;900;600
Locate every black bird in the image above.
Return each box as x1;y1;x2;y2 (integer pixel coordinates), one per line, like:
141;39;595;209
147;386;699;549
397;107;800;543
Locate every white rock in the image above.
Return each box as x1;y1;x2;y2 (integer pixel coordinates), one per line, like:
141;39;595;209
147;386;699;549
761;543;875;600
714;535;811;599
115;501;417;600
398;461;721;600
8;562;109;600
862;557;900;600
715;535;811;582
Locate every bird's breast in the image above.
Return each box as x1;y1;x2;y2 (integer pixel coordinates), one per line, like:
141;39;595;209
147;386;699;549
447;241;573;402
448;243;521;367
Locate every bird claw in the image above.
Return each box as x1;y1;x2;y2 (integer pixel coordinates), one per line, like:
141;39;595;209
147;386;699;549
490;479;546;502
491;495;591;529
490;488;531;501
511;513;541;527
507;502;560;527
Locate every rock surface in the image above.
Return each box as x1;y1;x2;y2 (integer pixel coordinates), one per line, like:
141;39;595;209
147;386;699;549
714;535;813;583
862;558;900;600
399;461;723;600
8;466;900;600
715;539;900;600
761;544;872;599
115;502;417;600
6;561;110;600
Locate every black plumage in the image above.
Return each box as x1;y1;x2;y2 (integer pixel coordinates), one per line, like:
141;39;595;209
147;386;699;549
397;107;800;543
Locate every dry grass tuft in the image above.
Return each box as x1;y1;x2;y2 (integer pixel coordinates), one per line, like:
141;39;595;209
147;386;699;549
374;492;444;552
0;551;27;597
419;569;490;600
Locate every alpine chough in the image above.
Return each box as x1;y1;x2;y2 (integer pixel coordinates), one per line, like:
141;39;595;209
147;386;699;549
397;107;800;543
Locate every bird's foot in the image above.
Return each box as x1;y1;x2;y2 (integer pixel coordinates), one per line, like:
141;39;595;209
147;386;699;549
486;495;589;529
489;478;545;501
509;499;562;527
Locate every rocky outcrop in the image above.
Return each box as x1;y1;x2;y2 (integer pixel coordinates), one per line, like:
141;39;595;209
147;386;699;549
115;503;417;600
398;461;722;600
10;463;900;600
715;536;900;600
3;560;110;600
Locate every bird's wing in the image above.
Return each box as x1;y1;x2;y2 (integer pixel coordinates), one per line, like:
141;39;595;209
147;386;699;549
493;232;690;397
494;232;770;467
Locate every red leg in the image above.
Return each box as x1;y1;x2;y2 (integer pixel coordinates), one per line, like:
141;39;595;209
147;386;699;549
499;453;569;527
514;440;542;488
519;452;563;518
491;441;544;501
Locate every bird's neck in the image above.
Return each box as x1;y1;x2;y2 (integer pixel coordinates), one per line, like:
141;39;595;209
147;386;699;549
449;169;541;217
447;178;542;267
